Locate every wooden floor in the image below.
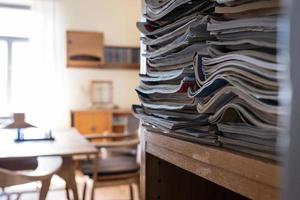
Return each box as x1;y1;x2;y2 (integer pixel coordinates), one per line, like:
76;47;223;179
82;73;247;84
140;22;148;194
0;175;140;200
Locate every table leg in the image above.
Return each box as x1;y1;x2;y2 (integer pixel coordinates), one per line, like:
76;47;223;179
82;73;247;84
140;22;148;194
57;156;79;200
91;153;99;200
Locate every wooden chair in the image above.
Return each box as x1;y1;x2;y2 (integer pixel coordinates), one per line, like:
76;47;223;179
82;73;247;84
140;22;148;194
0;156;62;200
79;116;140;200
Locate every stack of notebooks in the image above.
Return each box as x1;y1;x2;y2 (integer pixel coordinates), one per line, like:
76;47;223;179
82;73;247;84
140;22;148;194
133;0;283;160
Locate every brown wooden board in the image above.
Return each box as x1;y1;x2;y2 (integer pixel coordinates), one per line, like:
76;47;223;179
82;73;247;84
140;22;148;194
146;153;249;200
144;131;281;200
67;31;104;68
72;110;112;134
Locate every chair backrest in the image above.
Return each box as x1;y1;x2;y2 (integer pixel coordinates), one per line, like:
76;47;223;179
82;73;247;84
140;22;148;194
114;116;140;157
85;116;140;155
124;116;139;135
0;156;62;187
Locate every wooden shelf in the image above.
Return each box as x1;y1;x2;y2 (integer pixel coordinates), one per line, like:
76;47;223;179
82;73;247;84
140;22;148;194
102;63;139;70
142;130;281;200
66;32;139;70
67;62;104;69
67;63;139;70
71;108;132;114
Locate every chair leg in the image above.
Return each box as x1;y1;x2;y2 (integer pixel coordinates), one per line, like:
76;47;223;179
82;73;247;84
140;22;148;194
16;193;22;200
15;192;22;200
39;178;52;200
91;153;99;200
135;176;141;200
82;181;87;200
69;175;79;200
65;185;71;200
129;184;134;200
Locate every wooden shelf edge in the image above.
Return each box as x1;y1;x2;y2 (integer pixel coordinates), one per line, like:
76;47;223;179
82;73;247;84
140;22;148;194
67;63;103;69
104;45;139;49
102;63;139;70
144;131;281;194
71;108;132;114
67;63;139;70
146;142;280;200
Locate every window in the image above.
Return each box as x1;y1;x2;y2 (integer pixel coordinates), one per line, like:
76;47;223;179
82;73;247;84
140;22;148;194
0;41;7;106
0;3;32;38
0;0;60;128
0;38;29;106
0;3;31;112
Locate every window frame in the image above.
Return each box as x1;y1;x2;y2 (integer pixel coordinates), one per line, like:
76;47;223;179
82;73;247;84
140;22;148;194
0;36;29;105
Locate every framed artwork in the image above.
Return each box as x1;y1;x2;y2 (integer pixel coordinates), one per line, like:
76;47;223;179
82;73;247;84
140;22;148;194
90;80;113;105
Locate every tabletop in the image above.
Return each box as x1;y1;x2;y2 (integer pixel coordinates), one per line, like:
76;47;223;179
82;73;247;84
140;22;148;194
0;128;98;160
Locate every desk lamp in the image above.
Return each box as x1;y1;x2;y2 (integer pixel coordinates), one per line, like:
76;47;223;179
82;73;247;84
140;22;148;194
4;113;35;141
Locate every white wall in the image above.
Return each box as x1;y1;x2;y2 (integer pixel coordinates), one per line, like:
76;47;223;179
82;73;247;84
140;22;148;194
53;0;141;129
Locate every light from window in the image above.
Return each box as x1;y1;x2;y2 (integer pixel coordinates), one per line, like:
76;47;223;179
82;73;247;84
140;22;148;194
0;0;31;4
11;42;31;111
0;5;31;113
0;7;32;38
0;1;60;128
0;41;7;110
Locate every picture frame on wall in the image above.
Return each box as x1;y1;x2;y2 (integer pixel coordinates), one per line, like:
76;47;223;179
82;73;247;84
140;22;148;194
90;80;113;106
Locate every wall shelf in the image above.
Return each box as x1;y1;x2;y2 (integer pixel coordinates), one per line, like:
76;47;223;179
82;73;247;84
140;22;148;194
66;31;139;70
102;63;139;70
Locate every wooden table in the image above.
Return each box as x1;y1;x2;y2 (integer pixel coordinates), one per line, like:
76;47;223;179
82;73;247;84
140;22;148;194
0;128;98;200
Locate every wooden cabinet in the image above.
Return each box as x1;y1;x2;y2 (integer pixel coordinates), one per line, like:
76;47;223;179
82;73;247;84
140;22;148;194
67;31;105;68
71;109;132;135
72;110;112;134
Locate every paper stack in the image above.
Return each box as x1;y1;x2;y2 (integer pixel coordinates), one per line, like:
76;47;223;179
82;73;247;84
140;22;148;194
133;0;283;160
134;0;219;145
190;0;282;160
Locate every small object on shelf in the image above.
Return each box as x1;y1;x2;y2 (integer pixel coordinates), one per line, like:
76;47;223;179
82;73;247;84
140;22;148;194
104;46;140;69
4;113;55;142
